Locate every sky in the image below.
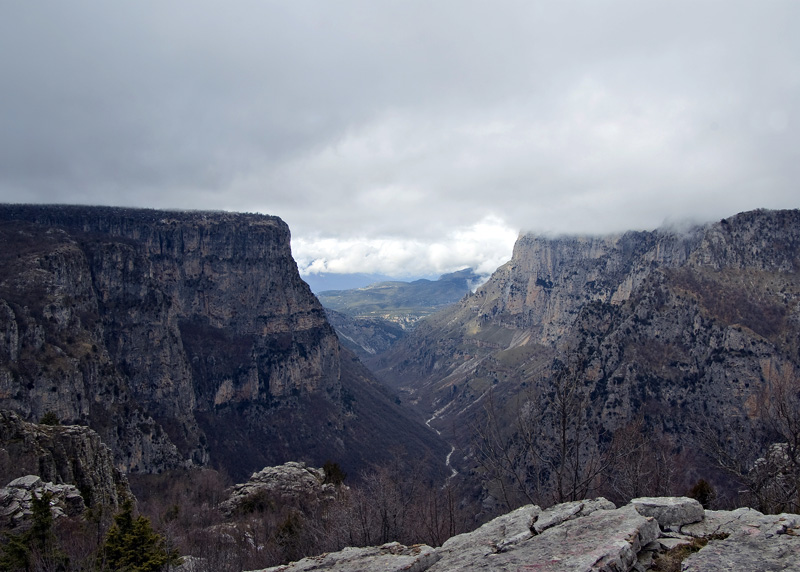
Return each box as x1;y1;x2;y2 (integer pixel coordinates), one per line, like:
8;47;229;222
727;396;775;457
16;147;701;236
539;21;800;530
1;1;798;282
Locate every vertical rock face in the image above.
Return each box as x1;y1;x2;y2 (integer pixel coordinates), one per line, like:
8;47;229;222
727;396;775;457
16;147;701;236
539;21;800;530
0;205;445;481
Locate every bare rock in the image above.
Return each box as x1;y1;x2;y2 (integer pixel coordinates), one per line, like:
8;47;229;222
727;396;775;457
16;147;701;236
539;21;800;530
220;462;339;516
533;497;616;534
630;496;704;529
251;542;439;572
0;475;86;530
683;521;800;571
437;503;541;558
428;504;659;571
682;507;800;538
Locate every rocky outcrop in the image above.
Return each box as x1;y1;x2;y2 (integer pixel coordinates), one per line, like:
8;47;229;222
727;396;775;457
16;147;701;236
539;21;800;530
245;497;800;572
0;475;85;531
0;205;447;481
0;410;128;522
219;462;339;516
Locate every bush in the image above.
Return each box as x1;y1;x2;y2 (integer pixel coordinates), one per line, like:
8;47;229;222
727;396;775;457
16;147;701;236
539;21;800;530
38;411;60;426
323;461;347;486
687;479;716;509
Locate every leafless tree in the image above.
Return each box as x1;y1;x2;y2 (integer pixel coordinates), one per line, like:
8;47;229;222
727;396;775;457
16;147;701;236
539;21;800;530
697;368;800;513
473;355;615;509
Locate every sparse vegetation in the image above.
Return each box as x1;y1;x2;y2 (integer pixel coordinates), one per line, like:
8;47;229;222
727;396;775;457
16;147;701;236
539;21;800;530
38;411;60;426
650;534;729;572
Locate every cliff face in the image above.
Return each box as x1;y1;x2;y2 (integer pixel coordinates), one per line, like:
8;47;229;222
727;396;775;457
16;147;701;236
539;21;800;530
0;410;128;521
0;205;446;480
373;209;800;481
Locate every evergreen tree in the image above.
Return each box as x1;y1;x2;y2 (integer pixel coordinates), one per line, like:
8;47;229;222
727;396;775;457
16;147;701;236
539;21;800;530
101;499;181;572
0;491;67;571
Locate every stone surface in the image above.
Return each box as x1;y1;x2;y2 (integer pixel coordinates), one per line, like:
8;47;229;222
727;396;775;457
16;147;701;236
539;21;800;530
429;504;659;572
683;524;800;571
239;498;800;572
630;496;704;528
533;497;616;534
254;542;439;572
0;475;86;530
220;462;339;516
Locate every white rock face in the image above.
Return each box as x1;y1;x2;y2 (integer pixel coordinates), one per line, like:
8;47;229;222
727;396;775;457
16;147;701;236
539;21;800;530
257;543;439;572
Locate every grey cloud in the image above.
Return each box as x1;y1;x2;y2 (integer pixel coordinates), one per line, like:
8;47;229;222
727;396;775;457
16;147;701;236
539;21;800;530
0;1;798;275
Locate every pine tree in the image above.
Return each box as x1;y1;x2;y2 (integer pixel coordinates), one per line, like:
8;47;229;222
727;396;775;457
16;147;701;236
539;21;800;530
101;498;181;572
0;491;67;571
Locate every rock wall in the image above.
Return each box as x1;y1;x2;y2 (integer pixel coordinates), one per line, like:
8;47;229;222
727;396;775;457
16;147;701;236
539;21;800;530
0;205;447;481
0;410;128;520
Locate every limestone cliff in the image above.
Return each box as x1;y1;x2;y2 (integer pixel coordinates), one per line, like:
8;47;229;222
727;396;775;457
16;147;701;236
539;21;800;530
0;205;446;480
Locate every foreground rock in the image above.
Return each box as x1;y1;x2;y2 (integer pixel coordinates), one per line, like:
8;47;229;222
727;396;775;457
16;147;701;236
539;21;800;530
682;509;800;571
246;497;800;572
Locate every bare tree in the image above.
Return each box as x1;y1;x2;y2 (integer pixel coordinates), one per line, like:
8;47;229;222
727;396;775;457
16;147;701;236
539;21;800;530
697;370;800;513
473;355;614;509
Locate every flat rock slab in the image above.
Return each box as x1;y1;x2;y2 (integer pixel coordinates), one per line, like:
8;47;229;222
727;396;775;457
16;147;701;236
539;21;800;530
428;505;659;572
683;526;800;571
630;496;704;528
533;498;616;534
251;542;439;572
437;504;542;558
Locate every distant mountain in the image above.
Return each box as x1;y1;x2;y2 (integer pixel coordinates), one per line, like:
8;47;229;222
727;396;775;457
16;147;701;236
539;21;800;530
301;272;403;294
318;268;481;328
0;205;448;482
324;308;407;363
371;209;800;505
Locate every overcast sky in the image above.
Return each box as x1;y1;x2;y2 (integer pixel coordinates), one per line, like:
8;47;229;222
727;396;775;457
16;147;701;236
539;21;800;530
1;1;798;280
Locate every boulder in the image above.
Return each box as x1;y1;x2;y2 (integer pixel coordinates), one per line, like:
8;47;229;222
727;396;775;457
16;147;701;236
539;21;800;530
630;496;704;529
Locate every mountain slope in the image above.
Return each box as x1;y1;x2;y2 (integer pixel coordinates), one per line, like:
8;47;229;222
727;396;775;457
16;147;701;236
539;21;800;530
318;268;479;327
371;209;800;498
0;204;447;481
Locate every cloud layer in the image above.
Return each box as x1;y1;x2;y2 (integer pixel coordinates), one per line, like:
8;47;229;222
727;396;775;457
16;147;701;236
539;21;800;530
1;1;798;277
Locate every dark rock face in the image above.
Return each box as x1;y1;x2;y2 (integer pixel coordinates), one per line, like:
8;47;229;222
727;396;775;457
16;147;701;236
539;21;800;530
0;410;128;521
0;205;446;480
373;209;800;486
